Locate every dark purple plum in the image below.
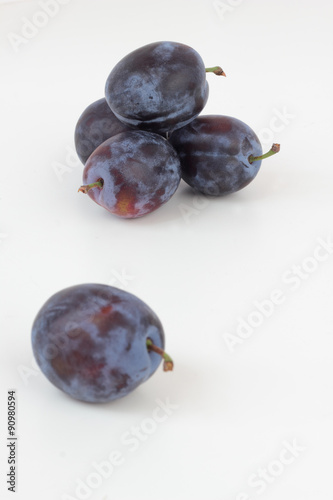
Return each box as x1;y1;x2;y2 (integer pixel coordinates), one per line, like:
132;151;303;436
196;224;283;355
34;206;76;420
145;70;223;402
105;41;225;135
79;130;181;218
74;98;132;164
170;115;280;196
31;284;173;403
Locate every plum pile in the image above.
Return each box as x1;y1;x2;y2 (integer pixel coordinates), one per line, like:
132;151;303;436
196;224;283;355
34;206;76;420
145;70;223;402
76;40;280;218
76;40;280;219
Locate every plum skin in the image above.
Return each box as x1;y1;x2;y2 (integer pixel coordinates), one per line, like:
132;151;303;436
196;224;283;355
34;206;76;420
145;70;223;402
74;98;132;164
169;115;263;196
31;284;165;403
82;130;181;218
105;41;209;134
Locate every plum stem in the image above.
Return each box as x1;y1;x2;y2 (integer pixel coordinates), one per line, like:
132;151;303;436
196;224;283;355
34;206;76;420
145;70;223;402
205;66;226;77
248;143;280;164
78;179;104;194
146;338;174;372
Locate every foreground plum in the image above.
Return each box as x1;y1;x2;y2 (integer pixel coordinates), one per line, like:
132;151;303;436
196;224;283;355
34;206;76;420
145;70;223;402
31;284;173;403
78;130;181;218
105;41;225;134
170;115;280;196
74;98;132;164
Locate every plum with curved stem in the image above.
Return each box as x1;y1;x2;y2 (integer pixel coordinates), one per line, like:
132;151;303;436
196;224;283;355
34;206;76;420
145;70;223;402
78;130;181;218
170;115;280;196
105;41;225;134
31;284;173;403
74;98;132;164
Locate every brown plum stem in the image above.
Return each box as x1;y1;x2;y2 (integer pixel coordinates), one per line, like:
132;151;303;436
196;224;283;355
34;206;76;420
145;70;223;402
146;338;174;372
205;66;226;77
248;143;280;164
78;179;104;194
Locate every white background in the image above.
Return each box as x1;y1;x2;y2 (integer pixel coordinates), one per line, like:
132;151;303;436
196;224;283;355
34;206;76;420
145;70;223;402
1;0;333;499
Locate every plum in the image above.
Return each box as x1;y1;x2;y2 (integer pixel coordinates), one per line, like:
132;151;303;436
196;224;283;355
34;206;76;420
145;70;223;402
105;41;225;134
170;115;280;196
31;284;173;403
78;130;181;218
74;98;132;164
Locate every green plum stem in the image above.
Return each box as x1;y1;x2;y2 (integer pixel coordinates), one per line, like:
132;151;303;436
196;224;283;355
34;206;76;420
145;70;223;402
205;66;226;77
248;143;280;164
78;179;104;194
146;338;174;372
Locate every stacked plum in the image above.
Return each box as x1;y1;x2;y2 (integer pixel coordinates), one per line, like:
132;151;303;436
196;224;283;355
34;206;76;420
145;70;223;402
75;41;279;218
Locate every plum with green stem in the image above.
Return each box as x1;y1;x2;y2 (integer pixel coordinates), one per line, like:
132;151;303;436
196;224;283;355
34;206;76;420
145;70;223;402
105;41;225;135
31;284;173;403
78;130;181;218
170;115;280;196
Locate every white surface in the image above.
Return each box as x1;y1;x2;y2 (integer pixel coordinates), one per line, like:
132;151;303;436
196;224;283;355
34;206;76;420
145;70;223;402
1;1;333;499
